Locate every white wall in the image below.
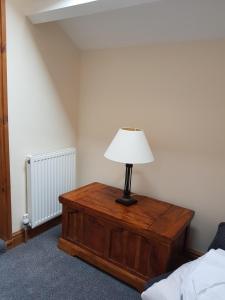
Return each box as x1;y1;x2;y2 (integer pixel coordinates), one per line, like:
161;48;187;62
6;0;79;232
78;42;225;252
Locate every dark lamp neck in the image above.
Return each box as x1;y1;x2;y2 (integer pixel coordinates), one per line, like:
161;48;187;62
123;163;133;198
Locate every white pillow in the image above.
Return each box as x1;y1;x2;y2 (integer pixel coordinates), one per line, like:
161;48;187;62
181;249;225;300
141;258;202;300
141;249;225;300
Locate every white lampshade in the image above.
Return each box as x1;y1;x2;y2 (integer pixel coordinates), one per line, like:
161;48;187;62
104;127;154;164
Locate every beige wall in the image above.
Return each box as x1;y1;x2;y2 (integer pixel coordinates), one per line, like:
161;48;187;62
6;1;225;251
6;0;79;232
78;42;225;252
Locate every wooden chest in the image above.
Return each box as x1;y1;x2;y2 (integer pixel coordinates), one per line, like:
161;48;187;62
58;182;194;291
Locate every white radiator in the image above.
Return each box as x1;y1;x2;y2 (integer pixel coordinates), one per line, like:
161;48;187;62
26;148;76;228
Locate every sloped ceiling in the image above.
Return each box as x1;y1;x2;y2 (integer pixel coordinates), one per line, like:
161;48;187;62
20;0;225;49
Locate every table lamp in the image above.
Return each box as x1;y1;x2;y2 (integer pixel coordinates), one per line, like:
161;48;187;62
104;127;154;206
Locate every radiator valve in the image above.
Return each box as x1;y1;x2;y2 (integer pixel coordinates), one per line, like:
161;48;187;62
22;213;30;226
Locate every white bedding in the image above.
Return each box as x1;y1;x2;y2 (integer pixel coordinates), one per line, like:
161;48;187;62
141;249;225;300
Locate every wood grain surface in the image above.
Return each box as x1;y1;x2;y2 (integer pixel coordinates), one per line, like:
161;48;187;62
59;182;194;291
0;0;11;241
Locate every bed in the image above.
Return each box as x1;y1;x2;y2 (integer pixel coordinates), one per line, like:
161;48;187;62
142;222;225;300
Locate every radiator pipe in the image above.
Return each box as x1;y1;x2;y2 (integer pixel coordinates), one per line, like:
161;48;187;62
22;214;30;243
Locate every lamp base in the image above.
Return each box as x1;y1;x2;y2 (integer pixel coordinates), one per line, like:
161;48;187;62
115;197;137;206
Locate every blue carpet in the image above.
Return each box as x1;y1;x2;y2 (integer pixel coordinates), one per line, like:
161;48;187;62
0;226;141;300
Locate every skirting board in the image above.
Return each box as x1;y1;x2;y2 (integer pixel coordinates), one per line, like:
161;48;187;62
186;248;204;260
5;229;25;249
4;215;203;261
5;215;61;249
5;216;204;265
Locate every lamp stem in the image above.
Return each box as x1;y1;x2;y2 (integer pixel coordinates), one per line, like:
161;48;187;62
123;164;133;198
